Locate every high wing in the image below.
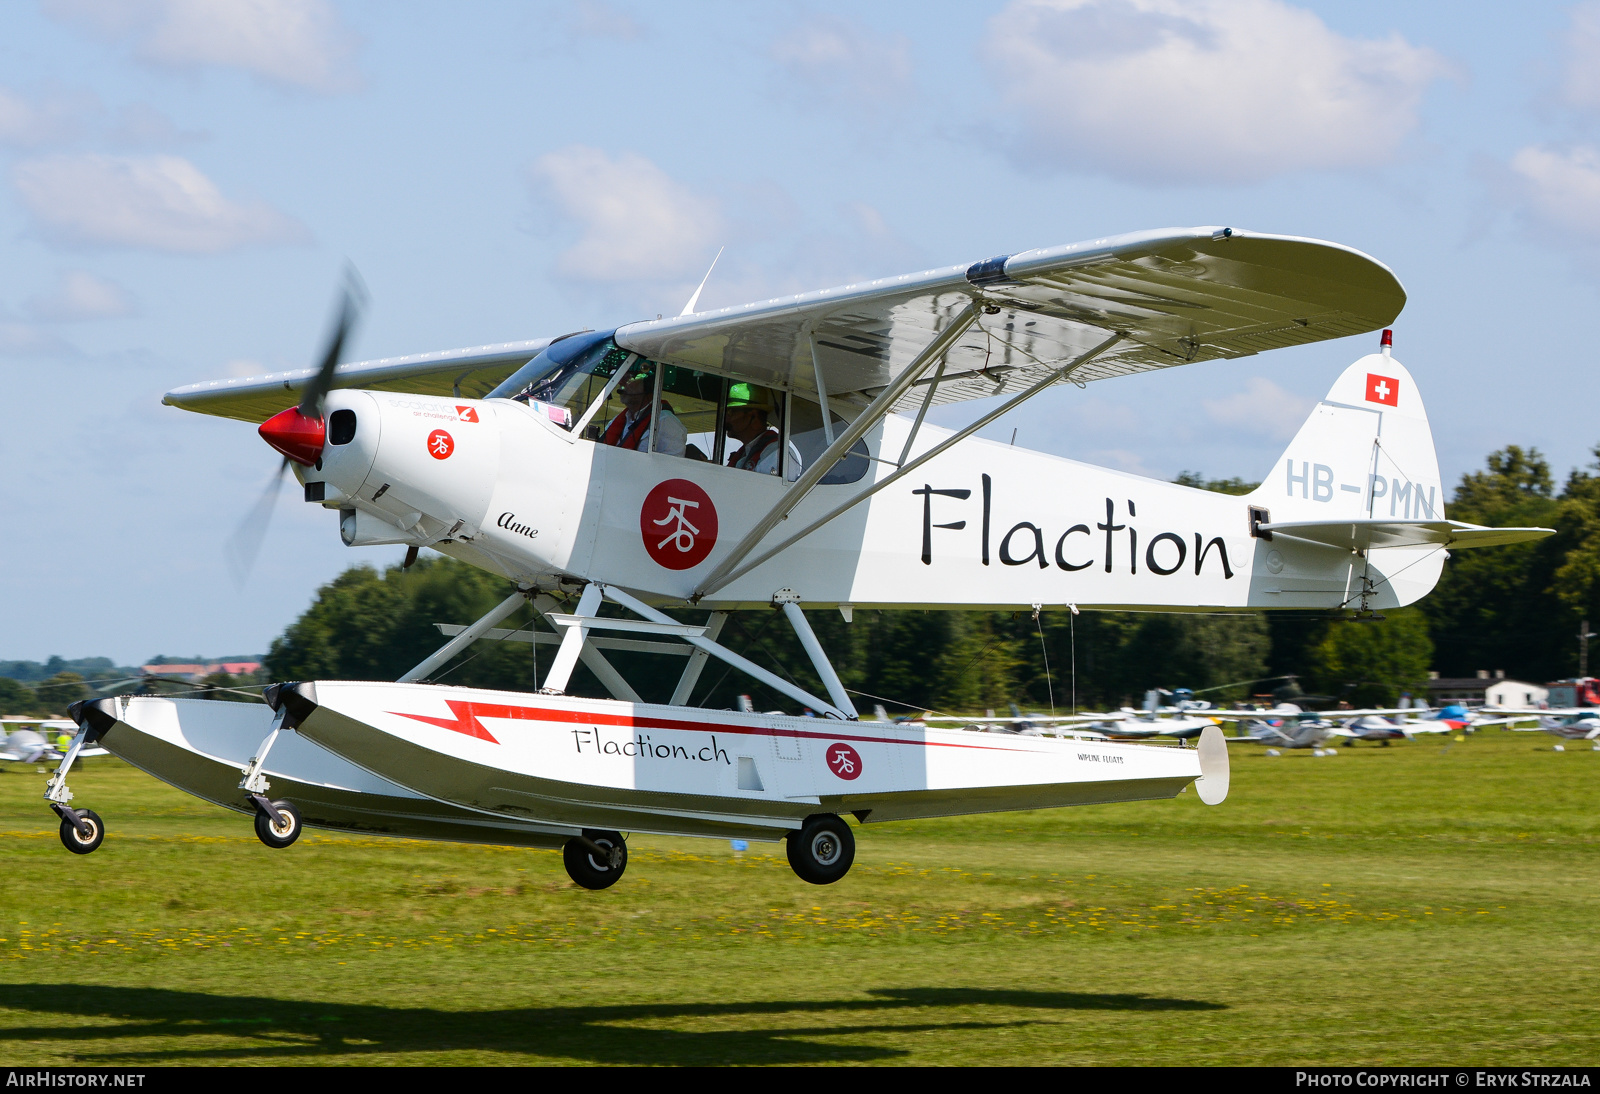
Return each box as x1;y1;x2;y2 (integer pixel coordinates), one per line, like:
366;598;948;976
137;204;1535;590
163;338;567;424
161;226;1400;424
1257;520;1554;552
614;226;1405;413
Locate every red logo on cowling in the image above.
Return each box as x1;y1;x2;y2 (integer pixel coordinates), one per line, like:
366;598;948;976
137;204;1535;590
427;429;454;459
826;742;862;781
1366;374;1399;407
456;406;478;423
641;479;717;570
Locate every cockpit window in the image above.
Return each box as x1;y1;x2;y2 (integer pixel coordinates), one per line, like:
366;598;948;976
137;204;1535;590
491;334;728;458
525;340;632;423
789;396;868;484
485;330;616;424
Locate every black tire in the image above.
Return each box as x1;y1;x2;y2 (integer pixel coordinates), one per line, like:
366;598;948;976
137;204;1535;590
563;830;628;890
59;809;104;855
253;799;302;849
785;814;855;885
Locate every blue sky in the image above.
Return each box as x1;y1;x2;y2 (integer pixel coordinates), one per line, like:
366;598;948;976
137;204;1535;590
4;0;1599;665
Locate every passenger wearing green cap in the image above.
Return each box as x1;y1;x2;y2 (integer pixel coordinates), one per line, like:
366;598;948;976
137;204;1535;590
724;383;796;477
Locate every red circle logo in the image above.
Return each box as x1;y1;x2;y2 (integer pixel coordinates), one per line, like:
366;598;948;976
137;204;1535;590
427;429;454;459
826;742;862;781
641;479;717;570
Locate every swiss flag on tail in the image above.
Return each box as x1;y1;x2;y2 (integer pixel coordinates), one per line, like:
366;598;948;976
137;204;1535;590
1365;374;1399;407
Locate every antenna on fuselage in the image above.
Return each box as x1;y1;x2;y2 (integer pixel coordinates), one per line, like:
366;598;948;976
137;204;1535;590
679;246;724;317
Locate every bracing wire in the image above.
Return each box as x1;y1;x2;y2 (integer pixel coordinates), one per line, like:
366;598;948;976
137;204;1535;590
1069;604;1078;715
1033;605;1055;716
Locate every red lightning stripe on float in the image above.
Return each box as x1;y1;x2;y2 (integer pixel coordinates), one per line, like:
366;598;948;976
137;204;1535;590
387;701;1037;754
387;700;551;744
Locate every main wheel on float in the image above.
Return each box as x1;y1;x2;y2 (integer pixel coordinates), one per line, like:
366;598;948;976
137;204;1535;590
253;799;302;849
785;814;855;885
563;829;628;890
58;809;104;855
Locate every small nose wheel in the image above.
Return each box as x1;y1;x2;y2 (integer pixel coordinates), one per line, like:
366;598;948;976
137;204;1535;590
252;799;302;849
786;813;855;885
563;830;627;890
57;808;104;855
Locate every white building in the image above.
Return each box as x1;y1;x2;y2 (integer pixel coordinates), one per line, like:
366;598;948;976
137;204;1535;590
1427;670;1548;708
1485;679;1547;708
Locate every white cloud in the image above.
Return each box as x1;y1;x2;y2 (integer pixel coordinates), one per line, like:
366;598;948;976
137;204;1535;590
13;153;308;253
568;0;644;42
981;0;1448;184
0;322;76;357
771;16;913;105
1507;144;1600;242
531;146;720;282
1083;447;1159;476
43;0;359;93
0;86;94;148
1562;1;1600;112
1202;377;1312;439
108;103;203;147
25;271;138;321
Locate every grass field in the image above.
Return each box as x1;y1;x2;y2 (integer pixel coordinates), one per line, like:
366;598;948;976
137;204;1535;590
0;730;1595;1066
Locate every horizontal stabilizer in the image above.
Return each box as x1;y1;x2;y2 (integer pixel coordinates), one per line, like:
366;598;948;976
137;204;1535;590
1256;519;1553;552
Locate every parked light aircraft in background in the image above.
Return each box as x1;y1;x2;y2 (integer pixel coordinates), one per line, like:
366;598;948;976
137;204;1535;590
1091;689;1222;740
921;703;1113;739
1219;700;1536;752
49;226;1552;889
1224;708;1344;752
1507;711;1600;749
1;719;105;767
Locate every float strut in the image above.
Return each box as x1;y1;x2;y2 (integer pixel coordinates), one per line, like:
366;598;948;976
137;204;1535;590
399;586;533;683
779;599;858;718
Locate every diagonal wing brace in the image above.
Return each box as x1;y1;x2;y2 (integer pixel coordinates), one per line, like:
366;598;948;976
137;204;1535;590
695;330;1125;598
691;301;981;600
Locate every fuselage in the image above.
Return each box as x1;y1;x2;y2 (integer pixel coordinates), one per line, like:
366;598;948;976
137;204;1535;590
300;365;1441;613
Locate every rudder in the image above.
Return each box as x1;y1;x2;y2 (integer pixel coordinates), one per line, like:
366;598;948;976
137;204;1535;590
1250;336;1441;526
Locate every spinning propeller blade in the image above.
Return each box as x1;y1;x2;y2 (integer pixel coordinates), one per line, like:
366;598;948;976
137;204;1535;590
298;268;368;417
228;268;368;587
225;456;291;587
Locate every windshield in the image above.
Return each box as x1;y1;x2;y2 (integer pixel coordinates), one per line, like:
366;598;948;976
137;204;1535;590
486;329;618;406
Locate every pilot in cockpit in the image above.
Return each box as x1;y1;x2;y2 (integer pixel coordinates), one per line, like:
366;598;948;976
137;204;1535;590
724;383;799;479
600;374;687;457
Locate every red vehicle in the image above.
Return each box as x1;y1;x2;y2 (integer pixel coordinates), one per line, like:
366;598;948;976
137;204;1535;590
1545;678;1600;708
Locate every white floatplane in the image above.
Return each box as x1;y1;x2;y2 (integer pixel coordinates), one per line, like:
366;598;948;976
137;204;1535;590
52;226;1551;887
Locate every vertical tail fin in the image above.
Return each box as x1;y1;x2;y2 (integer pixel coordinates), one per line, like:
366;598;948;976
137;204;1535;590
1246;332;1447;609
1251;334;1441;525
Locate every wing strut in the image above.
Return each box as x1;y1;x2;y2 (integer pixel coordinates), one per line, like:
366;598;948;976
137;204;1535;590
696;330;1125;598
692;301;981;600
897;354;947;468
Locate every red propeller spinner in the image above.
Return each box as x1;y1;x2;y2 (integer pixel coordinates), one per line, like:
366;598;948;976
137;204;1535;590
259;407;326;467
226;269;365;587
253;275;364;468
